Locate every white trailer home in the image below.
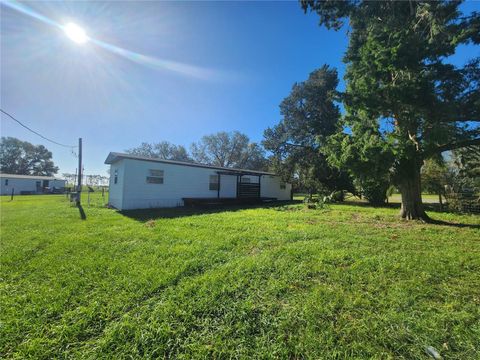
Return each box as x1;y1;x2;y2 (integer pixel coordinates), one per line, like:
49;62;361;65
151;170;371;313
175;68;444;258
0;174;66;195
105;152;292;210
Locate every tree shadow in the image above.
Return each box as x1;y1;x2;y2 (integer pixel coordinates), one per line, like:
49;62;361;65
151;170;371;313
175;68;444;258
335;201;480;229
341;200;401;209
120;200;302;222
425;218;480;229
119;199;479;229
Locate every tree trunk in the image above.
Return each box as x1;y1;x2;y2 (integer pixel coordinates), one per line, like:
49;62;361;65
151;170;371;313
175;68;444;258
398;160;430;221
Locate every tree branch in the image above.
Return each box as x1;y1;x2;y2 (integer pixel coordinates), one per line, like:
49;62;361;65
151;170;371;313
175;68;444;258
284;142;312;149
424;137;480;157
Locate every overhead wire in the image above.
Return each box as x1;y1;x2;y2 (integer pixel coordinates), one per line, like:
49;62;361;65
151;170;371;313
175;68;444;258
0;108;77;148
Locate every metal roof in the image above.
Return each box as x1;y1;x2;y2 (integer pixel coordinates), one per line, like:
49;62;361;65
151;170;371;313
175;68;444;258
104;152;277;176
0;173;63;180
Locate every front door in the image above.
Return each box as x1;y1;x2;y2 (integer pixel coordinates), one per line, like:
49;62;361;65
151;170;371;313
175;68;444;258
36;181;42;193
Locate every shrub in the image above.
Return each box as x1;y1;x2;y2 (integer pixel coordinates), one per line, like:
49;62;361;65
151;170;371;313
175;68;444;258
330;190;345;202
362;179;389;205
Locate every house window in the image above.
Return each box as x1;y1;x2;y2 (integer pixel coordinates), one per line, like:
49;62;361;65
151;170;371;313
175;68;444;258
147;169;164;184
114;170;118;184
280;182;286;190
5;179;8;186
209;175;219;190
241;177;251;183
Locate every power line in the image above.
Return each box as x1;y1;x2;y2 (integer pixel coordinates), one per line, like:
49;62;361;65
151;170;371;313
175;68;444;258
0;108;77;148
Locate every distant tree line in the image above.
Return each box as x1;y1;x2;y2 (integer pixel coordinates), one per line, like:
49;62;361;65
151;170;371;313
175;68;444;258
62;173;109;187
126;131;268;171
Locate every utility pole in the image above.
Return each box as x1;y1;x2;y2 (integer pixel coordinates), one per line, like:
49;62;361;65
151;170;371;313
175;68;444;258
76;138;82;205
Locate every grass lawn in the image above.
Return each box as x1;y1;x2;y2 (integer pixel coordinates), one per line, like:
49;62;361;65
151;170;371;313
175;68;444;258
1;194;479;359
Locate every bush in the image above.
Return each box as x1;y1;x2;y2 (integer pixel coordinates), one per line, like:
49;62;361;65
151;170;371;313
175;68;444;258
303;194;330;210
362;179;389;205
330;190;345;202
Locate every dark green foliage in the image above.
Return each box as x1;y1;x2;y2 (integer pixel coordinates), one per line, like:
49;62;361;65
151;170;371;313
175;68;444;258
263;66;354;194
361;179;389;206
421;159;449;197
330;190;345;202
326;118;394;205
0;137;59;175
302;0;480;219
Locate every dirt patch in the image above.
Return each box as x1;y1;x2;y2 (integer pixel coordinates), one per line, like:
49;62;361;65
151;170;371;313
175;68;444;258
144;220;156;228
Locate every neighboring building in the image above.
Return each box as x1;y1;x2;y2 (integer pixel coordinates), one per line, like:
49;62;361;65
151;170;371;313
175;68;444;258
0;174;66;195
105;152;292;210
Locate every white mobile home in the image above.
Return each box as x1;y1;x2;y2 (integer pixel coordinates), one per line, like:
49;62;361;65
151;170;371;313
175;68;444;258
0;174;66;195
105;152;292;210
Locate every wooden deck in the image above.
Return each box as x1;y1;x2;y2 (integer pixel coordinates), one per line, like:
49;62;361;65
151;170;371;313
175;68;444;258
182;197;277;207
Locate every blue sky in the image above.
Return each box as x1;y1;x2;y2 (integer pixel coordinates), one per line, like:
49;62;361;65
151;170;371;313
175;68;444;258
1;1;478;176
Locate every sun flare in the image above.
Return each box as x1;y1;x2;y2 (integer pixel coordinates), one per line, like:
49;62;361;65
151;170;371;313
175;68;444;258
64;22;88;44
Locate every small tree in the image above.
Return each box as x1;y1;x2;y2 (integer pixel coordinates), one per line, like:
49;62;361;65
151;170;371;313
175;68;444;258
421;158;449;208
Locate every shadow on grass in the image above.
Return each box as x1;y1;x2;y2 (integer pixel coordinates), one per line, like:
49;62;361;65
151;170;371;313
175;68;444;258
341;200;401;209
426;218;480;229
120;199;479;229
77;204;87;220
120;200;302;222
336;201;480;229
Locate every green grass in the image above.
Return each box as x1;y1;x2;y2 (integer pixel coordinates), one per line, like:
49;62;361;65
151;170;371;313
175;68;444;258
1;194;479;359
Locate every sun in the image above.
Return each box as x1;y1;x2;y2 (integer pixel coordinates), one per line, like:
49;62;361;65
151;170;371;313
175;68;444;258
64;23;88;44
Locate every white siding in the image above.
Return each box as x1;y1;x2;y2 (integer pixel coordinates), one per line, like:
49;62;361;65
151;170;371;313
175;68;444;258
108;160;125;209
121;159;238;210
0;177;66;195
261;175;291;200
107;158;292;210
